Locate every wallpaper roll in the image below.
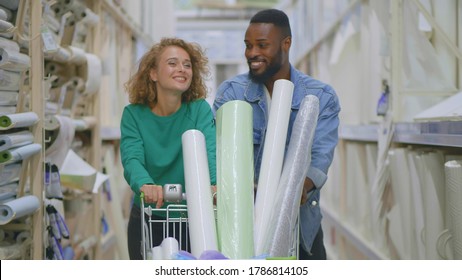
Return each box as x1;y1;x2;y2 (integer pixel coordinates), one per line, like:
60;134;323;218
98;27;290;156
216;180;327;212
161;237;179;260
0;163;21;184
44;47;72;63
0;130;34;152
80;53;102;95
216;100;254;259
0;90;18;105
0;195;40;225
0;7;12;22
0;69;21;91
0;112;39;130
0;47;31;71
0;143;41;165
0;19;14;37
0;37;19;52
444;160;462;259
415;152;445;259
45;115;75;169
66;46;86;65
0;181;18;202
269;95;319;258
388;148;413;259
0;0;19;10
182;129;218;258
254;79;294;256
151;246;163;260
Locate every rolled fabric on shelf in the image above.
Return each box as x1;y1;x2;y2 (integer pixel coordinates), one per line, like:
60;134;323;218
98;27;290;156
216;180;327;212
0;143;42;165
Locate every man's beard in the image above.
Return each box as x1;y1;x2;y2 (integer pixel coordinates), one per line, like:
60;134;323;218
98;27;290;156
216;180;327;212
248;49;284;84
248;62;281;83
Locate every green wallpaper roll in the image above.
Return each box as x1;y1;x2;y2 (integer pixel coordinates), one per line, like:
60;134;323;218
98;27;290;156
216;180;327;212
216;100;254;259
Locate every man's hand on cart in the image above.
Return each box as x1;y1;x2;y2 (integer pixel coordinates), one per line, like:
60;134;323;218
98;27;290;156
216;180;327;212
141;184;164;208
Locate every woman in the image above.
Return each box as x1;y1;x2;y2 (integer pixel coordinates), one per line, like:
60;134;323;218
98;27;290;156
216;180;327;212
120;38;216;260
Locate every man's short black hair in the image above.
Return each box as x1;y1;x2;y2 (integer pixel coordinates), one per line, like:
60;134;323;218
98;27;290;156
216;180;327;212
249;9;292;38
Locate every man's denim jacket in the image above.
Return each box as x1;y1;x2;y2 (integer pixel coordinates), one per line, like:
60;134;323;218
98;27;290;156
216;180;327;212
213;64;340;254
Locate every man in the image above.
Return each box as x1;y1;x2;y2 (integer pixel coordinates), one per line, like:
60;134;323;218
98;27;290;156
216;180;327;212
213;9;340;260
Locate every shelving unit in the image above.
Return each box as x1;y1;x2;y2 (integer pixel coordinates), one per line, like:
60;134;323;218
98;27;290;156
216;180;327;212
0;0;151;259
285;0;462;259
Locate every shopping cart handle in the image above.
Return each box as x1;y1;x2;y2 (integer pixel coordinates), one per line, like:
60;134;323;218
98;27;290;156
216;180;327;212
163;184;186;202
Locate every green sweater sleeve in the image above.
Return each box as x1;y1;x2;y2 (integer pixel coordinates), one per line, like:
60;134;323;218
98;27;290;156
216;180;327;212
120;106;154;194
194;100;217;185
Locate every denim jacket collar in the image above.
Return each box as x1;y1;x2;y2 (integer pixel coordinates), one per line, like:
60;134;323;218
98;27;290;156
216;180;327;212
243;64;305;108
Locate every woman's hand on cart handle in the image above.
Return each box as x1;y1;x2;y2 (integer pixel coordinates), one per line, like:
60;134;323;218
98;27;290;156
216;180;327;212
141;184;164;208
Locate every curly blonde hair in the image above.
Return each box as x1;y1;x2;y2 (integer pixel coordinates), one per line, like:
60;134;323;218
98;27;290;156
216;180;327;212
124;37;210;105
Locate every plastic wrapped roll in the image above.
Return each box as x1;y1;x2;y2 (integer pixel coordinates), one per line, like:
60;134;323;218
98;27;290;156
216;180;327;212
182;129;218;258
79;53;102;95
0;19;14;37
0;130;34;152
0;90;18;105
0;112;39;130
0;6;13;21
0;182;17;202
444;160;462;259
0;163;21;183
0;37;19;52
254;79;294;256
216;100;254;259
66;46;86;65
0;143;41;165
269;95;319;257
44;47;72;63
0;0;20;10
0;48;31;71
0;69;22;91
0;195;40;225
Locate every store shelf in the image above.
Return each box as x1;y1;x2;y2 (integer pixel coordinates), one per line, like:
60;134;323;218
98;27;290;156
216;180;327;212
321;206;389;260
394;121;462;147
339;124;379;142
339;121;462;147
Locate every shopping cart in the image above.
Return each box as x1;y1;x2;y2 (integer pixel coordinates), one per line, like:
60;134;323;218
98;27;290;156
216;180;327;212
140;187;300;260
140;190;190;260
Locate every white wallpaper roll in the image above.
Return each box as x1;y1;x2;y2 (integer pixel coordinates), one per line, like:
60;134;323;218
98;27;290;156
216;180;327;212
269;95;319;257
0;19;14;37
444;160;462;259
0;130;34;152
388;148;413;259
216;100;254;259
0;38;19;52
415;152;445;259
80;53;102;95
0;195;40;225
0;163;21;185
0;69;22;91
0;112;39;130
254;79;294;256
66;46;86;65
0;90;18;105
0;143;41;165
45;115;76;169
161;237;179;260
182;129;217;258
0;48;31;71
